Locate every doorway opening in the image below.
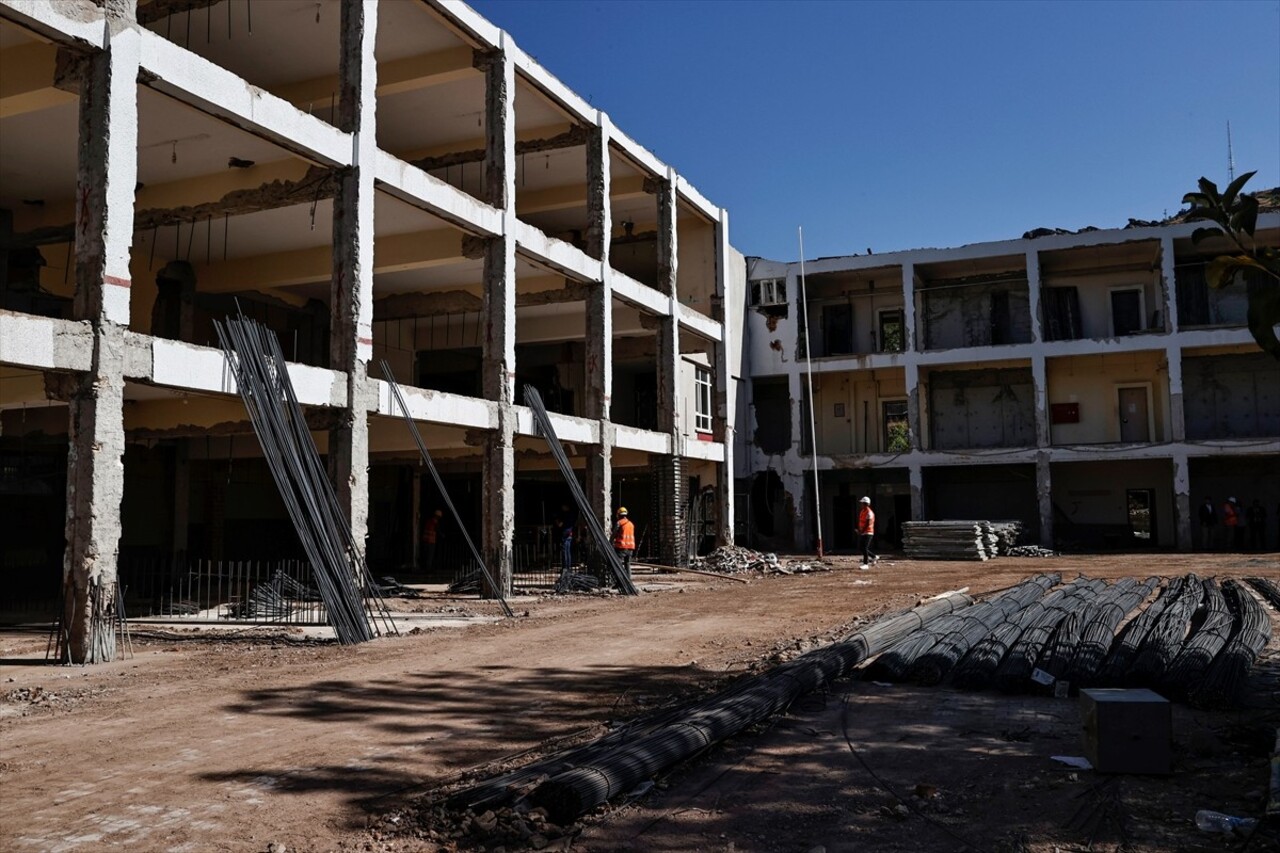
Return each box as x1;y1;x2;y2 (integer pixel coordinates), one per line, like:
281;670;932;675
1126;488;1156;544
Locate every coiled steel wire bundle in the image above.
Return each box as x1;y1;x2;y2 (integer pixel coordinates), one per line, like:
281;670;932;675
1189;580;1272;708
1128;573;1203;686
1097;575;1185;684
909;573;1060;685
1160;578;1233;698
1064;576;1159;686
994;577;1108;692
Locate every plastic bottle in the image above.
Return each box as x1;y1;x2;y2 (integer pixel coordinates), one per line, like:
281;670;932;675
1194;810;1258;837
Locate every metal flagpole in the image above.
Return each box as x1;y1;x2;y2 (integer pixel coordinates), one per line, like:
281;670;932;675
797;227;823;558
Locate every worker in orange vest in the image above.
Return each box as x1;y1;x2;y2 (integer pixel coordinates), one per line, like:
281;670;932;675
857;496;879;570
421;509;443;573
1221;496;1241;551
613;506;636;585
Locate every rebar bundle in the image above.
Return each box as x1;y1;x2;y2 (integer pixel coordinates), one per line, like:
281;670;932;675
872;573;1058;682
1189;580;1272;708
994;577;1107;692
1127;573;1203;685
522;591;972;824
1033;578;1139;686
1247;576;1280;609
1065;576;1158;686
523;385;636;595
216;314;396;644
380;361;513;617
951;577;1094;689
1097;576;1185;685
909;573;1060;685
1161;578;1233;698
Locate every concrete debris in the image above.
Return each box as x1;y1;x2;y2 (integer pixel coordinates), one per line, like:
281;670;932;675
1005;545;1060;558
689;546;828;576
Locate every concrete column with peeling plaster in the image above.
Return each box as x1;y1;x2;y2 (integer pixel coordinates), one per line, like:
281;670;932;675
584;119;613;526
61;10;139;664
901;263;917;353
1026;248;1044;344
714;207;735;545
1031;354;1050;448
479;43;516;596
1159;235;1178;334
1171;452;1192;550
1036;452;1054;548
908;465;924;521
328;0;378;556
904;362;923;453
1166;345;1186;442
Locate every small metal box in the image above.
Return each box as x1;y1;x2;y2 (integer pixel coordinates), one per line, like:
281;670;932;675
1080;688;1171;775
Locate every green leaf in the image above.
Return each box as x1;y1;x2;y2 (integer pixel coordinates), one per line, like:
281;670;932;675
1197;176;1221;203
1206;255;1268;289
1182;192;1212;208
1222;170;1256;208
1245;281;1280;361
1236;194;1259;237
1191;227;1222;245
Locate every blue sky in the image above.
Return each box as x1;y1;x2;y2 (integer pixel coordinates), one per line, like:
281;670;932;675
471;0;1280;262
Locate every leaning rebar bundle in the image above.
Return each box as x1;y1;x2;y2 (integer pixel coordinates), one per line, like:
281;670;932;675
909;573;1060;685
216;314;396;644
1128;573;1203;685
380;361;513;617
1161;578;1233;698
994;577;1107;692
523;385;636;595
1247;577;1280;609
1097;575;1185;684
1189;580;1272;708
1065;576;1159;686
523;591;973;824
1035;578;1140;685
951;577;1095;689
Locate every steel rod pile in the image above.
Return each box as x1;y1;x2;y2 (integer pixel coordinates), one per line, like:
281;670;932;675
902;521;998;560
1065;576;1159;686
523;385;636;595
1247;576;1280;609
994;577;1107;692
1097;576;1186;685
1161;578;1233;698
951;577;1096;689
872;573;1058;681
216;314;395;644
1128;574;1203;685
380;362;513;617
1189;580;1273;708
909;573;1060;685
1034;578;1138;686
524;591;973;824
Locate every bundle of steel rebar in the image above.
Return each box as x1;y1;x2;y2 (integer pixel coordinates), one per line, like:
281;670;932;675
523;591;973;824
1064;576;1158;686
216;314;396;644
1160;578;1233;698
994;577;1107;692
1097;575;1185;685
380;362;513;617
951;577;1095;689
1247;576;1280;609
1128;573;1203;685
909;573;1060;685
902;521;994;560
872;573;1057;681
1034;577;1140;685
523;385;636;595
1189;580;1272;708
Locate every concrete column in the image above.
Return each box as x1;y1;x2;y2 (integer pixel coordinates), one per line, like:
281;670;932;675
479;44;516;595
328;0;378;555
1172;452;1193;551
1166;346;1185;443
584;120;613;526
900;263;917;353
1036;451;1054;548
61;16;139;664
904;362;923;451
653;172;684;562
1026;248;1044;344
908;465;925;521
1031;354;1050;447
1159;235;1178;333
714;208;735;545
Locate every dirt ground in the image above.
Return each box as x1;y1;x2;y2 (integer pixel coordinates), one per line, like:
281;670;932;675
1;552;1277;853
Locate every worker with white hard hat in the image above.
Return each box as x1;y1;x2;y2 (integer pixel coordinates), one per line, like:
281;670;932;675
612;506;636;586
857;496;879;570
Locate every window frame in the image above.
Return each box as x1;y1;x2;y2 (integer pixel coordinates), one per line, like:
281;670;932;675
694;365;713;434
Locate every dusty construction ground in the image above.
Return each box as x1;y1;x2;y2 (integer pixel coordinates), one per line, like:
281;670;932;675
1;553;1277;853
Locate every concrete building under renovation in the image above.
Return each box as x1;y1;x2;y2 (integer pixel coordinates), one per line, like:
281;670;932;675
0;0;742;660
1;1;1277;663
741;213;1280;555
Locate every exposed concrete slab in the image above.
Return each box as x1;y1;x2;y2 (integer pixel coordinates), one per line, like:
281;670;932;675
0;311;93;371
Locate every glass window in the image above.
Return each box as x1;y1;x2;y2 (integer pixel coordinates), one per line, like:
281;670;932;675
878;309;904;353
695;366;713;433
882;400;910;452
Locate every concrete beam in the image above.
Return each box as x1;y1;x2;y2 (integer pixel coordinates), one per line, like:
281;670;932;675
0;1;106;50
372;276;586;320
409;124;586;171
275;44;477;107
0;311;93;371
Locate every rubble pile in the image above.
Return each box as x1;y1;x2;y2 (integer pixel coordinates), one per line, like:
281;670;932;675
1006;545;1059;558
689;546;827;576
374;800;577;851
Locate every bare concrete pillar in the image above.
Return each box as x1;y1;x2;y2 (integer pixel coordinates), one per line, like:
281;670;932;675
1166;346;1185;442
1026;248;1044;344
584;121;613;526
714;208;735;546
1172;452;1192;551
900;263;917;352
653;173;685;561
1159;235;1178;333
61;17;139;664
908;465;924;521
328;0;378;554
1031;354;1050;447
904;362;923;451
1036;451;1054;548
479;44;516;595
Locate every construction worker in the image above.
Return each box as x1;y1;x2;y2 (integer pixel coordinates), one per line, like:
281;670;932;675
1221;496;1240;551
857;496;878;570
420;509;443;573
555;502;578;578
613;506;636;585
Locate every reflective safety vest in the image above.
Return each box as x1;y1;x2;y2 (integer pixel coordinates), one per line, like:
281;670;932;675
857;506;876;535
614;518;636;550
1222;501;1239;527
